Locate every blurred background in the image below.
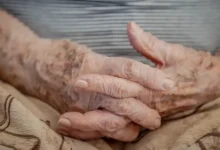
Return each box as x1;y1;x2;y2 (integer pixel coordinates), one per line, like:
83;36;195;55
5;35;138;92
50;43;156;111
1;0;220;64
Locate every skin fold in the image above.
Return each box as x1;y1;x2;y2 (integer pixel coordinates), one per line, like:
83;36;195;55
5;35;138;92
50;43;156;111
128;22;220;117
0;10;171;141
61;22;220;140
1;10;220;141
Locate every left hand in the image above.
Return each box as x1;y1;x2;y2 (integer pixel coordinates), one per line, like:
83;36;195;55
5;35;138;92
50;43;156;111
58;22;220;141
0;10;163;142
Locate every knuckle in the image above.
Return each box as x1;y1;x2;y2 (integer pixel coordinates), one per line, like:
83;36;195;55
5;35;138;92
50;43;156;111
111;84;127;98
102;120;122;132
118;99;132;115
106;81;116;96
102;77;129;98
99;77;108;93
122;59;137;79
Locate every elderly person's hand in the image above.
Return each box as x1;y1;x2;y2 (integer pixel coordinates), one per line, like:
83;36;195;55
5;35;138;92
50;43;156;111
36;39;167;140
127;22;220;117
61;22;220;141
0;11;172;141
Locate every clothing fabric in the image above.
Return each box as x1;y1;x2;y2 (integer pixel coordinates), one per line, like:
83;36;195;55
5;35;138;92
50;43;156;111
1;0;220;64
1;1;220;150
1;80;220;150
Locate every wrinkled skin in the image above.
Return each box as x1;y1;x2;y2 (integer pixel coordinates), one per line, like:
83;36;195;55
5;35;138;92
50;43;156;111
0;10;173;142
1;10;220;142
128;22;220;118
59;22;220;141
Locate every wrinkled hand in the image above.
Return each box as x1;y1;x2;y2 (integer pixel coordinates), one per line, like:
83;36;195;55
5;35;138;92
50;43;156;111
34;38;173;141
0;10;164;142
127;22;220;117
61;22;220;141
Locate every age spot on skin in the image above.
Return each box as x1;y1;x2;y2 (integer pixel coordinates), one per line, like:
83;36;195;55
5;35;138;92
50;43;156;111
0;51;6;57
105;67;114;75
206;62;214;70
17;53;24;65
123;60;135;79
62;40;70;50
55;52;62;59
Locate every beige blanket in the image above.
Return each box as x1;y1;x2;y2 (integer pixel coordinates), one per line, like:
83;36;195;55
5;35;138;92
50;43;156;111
1;80;220;150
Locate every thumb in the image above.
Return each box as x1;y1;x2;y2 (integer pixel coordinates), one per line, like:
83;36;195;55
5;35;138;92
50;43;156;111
127;22;194;67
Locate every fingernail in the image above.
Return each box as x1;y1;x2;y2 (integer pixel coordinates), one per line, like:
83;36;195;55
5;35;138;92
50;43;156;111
58;118;71;129
75;80;88;88
162;79;174;90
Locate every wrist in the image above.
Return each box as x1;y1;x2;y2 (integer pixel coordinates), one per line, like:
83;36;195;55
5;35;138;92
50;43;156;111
34;38;92;88
32;39;93;112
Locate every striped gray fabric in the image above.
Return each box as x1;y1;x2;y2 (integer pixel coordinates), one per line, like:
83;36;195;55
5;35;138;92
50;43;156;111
1;0;220;64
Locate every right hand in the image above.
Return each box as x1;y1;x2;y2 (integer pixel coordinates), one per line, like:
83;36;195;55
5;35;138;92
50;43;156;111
61;22;220;141
0;9;169;141
31;38;173;141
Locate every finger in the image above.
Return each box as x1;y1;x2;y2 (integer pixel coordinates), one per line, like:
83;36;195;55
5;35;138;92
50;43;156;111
58;110;130;132
100;97;161;129
58;128;103;140
155;98;198;117
80;59;174;91
58;123;140;142
127;22;194;67
102;123;140;142
104;56;174;90
75;74;144;98
83;52;174;90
